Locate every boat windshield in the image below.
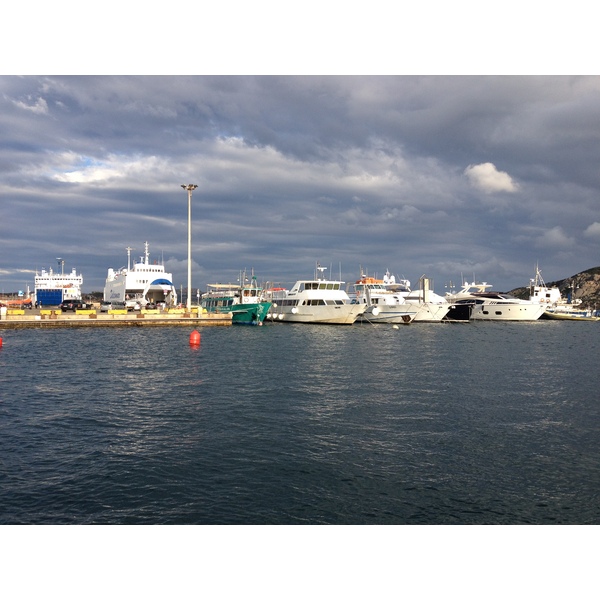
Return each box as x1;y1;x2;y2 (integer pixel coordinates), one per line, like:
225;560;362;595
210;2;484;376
301;282;340;291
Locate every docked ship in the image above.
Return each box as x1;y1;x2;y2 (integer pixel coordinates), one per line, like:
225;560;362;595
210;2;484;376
357;271;452;323
34;262;83;306
351;275;421;324
104;243;177;308
446;281;545;321
529;266;599;320
200;272;272;325
266;264;367;325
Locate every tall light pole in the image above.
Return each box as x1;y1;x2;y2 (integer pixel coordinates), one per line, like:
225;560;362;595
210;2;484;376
181;184;198;311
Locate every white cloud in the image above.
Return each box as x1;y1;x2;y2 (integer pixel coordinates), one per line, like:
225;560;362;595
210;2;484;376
11;95;49;114
584;222;600;238
52;154;168;184
464;162;519;194
535;226;574;249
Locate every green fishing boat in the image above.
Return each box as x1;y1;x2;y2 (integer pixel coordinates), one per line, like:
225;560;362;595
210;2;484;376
200;275;271;325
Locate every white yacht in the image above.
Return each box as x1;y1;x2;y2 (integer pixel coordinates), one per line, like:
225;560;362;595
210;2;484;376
104;242;178;308
352;275;421;324
386;272;451;322
266;264;366;324
446;281;545;321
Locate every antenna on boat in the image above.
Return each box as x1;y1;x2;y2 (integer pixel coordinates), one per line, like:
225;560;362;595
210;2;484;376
315;262;327;280
126;246;133;271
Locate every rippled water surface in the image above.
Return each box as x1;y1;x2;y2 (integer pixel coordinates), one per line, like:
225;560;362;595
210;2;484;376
1;321;598;524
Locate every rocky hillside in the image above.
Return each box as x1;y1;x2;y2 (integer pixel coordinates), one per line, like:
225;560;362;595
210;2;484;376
510;266;600;308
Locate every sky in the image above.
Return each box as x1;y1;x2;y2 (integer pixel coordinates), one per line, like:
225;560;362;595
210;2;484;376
2;5;599;299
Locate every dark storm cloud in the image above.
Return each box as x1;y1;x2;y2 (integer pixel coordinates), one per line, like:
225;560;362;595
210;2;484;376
2;75;600;295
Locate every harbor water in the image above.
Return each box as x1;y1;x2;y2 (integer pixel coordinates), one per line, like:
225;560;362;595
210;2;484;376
0;320;599;525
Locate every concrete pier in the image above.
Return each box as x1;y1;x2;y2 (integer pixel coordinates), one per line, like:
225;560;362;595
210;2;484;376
0;308;232;329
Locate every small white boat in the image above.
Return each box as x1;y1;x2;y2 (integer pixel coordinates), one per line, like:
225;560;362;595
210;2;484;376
530;266;599;321
358;270;452;322
543;307;600;321
352;275;420;324
266;264;366;324
393;273;452;322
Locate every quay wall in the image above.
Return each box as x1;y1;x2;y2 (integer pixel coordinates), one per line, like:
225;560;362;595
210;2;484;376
0;309;231;329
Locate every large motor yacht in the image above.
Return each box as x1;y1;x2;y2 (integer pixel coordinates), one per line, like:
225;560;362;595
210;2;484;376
266;264;366;324
446;281;545;321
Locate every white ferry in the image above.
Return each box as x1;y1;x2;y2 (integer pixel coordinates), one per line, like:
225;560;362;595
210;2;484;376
266;264;367;324
104;242;177;308
34;263;83;306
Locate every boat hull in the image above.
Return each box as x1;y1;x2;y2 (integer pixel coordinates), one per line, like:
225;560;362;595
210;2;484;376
443;304;472;322
271;304;366;324
542;309;600;321
470;303;545;321
357;304;418;324
203;302;272;325
411;303;451;322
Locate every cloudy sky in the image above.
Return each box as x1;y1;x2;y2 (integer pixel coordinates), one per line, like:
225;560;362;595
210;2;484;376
2;8;598;296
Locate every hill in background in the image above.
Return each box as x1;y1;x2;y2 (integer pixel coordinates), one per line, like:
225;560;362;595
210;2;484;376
510;266;600;308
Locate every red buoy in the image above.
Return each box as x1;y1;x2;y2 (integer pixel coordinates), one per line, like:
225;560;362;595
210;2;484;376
0;337;3;349
189;330;201;346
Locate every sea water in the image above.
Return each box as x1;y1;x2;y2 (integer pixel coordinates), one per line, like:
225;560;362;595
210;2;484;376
0;321;598;524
